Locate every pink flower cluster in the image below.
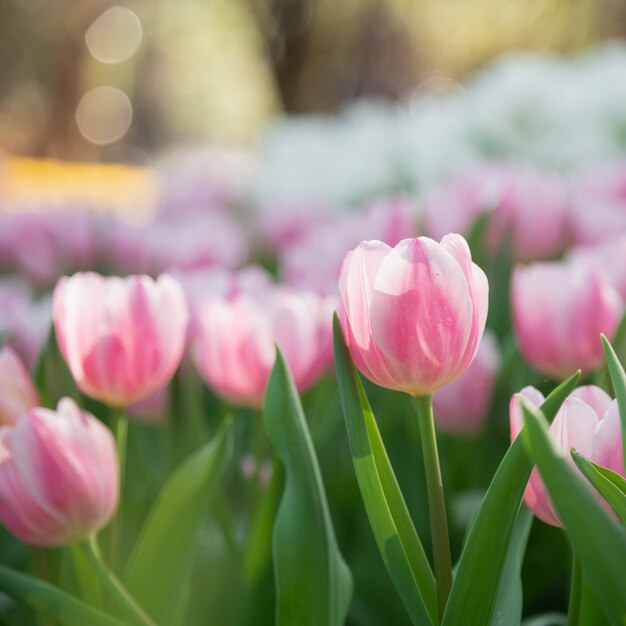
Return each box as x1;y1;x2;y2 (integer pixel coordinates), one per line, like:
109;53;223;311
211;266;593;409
511;386;624;527
0;147;625;551
0;347;118;546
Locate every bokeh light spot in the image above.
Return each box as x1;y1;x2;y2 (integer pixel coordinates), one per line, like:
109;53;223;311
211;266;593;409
75;86;132;145
85;6;142;64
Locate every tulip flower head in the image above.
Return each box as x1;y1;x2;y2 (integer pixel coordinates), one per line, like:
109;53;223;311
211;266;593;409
0;397;119;547
0;346;39;426
338;234;489;396
510;385;625;527
53;272;189;407
512;259;623;379
193;286;335;406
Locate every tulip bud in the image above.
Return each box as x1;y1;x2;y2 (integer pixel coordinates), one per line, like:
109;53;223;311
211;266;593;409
338;234;489;396
512;259;623;379
510;385;625;527
0;346;39;426
193;286;335;406
0;398;118;547
433;331;500;434
53;272;189;407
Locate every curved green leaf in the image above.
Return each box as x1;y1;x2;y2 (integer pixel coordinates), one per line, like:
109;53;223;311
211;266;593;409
442;371;580;626
333;316;436;626
0;564;124;626
601;334;626;468
264;346;352;626
521;614;567;626
123;418;233;625
520;401;626;624
362;384;438;621
571;449;626;525
490;506;533;626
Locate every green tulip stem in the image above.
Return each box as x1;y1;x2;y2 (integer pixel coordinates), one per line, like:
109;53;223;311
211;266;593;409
108;407;128;570
414;394;452;618
568;555;582;626
81;536;157;626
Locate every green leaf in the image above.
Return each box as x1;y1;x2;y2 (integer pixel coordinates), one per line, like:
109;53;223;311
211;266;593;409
594;312;626;393
571;449;626;525
601;334;626;469
0;564;124;626
69;544;102;609
442;370;580;626
123;418;234;625
490;506;533;626
333;316;436;626
521;614;567;626
361;384;438;621
263;346;352;626
520;401;626;624
579;575;611;626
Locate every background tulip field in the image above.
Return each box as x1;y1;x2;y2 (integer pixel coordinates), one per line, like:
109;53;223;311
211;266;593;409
1;3;626;626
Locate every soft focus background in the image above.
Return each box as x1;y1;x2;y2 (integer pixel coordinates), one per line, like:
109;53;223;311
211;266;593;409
1;0;626;156
2;3;626;625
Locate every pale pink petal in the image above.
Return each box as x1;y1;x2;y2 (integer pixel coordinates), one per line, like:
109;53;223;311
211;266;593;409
591;401;625;476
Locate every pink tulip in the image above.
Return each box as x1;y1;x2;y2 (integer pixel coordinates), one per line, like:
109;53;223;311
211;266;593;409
53;272;189;406
568;236;626;300
569;196;626;246
339;234;489;396
0;347;40;426
485;166;570;261
193;286;335;406
512;259;623;379
433;331;500;434
0;397;118;547
0;280;51;369
173;265;273;321
259;200;328;253
0;211;95;288
569;163;626;245
510;385;625;527
425;164;571;261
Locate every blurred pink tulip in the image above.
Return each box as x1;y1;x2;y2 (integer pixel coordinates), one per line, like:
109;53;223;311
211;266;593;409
424;166;498;240
433;331;500;434
425;164;571;261
486;167;570;260
339;234;489;396
259;200;328;253
569;196;626;246
110;213;247;275
193;286;335;406
0;397;118;547
568;163;626;246
0;347;39;426
0;212;95;287
512;259;623;379
174;265;273;320
0;280;51;369
281;196;416;295
568;235;626;300
510;385;625;527
53;272;189;406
